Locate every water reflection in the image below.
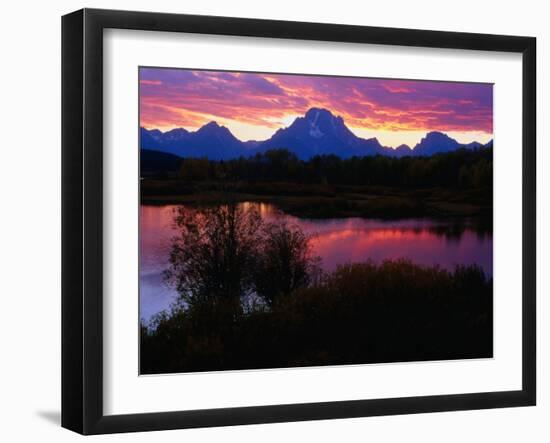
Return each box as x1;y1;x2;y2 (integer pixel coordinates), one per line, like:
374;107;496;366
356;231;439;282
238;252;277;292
140;203;492;321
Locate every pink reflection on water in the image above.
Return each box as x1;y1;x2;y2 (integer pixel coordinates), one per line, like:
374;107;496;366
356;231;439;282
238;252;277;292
139;203;492;321
309;225;491;272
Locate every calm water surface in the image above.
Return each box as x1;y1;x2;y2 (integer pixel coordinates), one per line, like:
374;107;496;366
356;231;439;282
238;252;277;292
140;203;493;321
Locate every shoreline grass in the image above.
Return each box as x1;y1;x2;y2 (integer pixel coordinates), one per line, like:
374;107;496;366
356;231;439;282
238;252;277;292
141;259;493;374
141;179;492;219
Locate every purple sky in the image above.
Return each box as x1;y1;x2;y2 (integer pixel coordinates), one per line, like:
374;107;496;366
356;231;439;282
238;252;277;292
140;68;493;147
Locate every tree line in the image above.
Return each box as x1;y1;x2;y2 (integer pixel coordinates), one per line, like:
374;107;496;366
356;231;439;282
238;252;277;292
177;147;493;189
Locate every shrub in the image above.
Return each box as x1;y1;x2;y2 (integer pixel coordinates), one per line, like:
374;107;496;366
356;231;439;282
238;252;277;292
142;260;492;374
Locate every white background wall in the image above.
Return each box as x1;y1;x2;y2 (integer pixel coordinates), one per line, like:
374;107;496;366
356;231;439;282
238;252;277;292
0;0;547;441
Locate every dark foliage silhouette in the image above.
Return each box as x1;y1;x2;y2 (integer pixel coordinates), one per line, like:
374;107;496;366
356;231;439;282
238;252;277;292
164;204;262;308
145;146;493;189
164;204;321;309
141;259;492;374
252;222;321;306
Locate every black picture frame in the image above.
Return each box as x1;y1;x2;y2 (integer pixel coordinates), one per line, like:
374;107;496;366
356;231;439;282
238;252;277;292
62;8;536;435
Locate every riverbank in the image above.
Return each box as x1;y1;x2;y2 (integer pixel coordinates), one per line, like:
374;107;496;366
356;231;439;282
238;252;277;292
141;259;493;374
141;179;492;219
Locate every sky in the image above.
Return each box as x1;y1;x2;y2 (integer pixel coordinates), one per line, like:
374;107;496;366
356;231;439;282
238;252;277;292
139;67;493;148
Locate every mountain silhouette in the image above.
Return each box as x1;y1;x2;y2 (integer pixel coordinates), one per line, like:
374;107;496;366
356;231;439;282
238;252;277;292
412;131;462;156
140;107;491;160
256;108;385;159
140;122;243;160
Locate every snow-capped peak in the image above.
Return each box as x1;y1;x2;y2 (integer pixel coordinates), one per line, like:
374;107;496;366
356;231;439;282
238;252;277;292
309;110;324;138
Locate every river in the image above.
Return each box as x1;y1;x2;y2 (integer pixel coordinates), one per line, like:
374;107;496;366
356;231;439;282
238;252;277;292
140;203;492;321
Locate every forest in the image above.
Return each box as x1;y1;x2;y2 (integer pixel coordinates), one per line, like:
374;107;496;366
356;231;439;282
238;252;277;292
141;147;493;219
143;146;493;189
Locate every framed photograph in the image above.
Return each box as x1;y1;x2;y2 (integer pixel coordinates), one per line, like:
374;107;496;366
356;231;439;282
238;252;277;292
62;8;536;435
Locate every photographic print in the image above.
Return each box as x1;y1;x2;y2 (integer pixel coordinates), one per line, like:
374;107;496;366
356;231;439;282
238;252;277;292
139;67;493;375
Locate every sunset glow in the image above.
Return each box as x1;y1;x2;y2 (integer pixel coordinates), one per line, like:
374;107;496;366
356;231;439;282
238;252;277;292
139;67;493;148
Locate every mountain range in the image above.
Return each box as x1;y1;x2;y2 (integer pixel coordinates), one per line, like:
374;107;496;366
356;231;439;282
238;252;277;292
140;107;492;161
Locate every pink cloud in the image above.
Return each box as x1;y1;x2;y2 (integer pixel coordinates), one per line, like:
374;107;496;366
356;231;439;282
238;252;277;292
139;68;493;136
